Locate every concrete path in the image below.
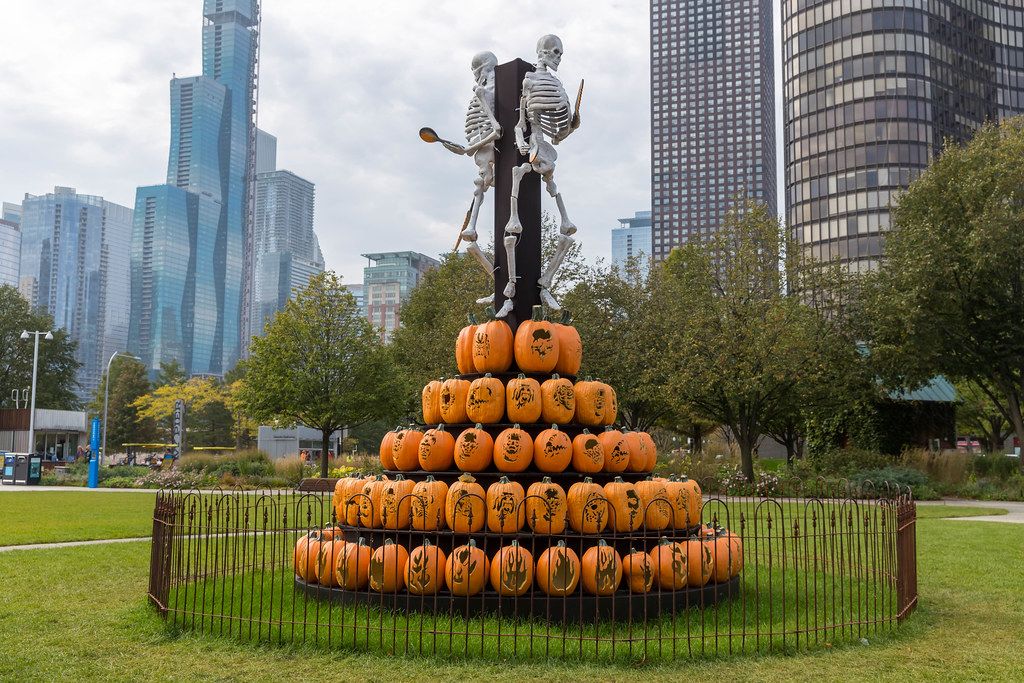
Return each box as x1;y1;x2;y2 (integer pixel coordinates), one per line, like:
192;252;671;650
0;485;159;493
918;499;1024;524
0;536;150;553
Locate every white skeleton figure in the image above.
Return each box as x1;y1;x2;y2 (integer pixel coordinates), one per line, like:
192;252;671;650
498;34;581;317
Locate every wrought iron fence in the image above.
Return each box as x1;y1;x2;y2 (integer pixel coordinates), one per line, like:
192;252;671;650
147;478;917;661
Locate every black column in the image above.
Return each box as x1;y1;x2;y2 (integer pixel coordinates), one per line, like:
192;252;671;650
493;58;541;332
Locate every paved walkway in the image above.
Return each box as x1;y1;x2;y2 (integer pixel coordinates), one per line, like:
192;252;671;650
0;536;150;553
918;499;1024;524
0;485;159;493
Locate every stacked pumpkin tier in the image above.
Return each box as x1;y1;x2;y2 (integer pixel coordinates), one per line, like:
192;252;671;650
296;307;743;603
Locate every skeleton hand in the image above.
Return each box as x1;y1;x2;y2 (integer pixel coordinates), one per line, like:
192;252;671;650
443;140;468;155
515;127;529;156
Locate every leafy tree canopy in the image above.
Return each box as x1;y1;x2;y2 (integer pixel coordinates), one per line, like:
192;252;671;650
89;357;156;453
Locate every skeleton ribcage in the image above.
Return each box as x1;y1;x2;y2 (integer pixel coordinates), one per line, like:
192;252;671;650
526;72;571;139
465;95;496;147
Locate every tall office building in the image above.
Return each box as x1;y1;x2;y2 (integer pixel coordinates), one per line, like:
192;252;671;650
18;187;133;400
130;0;258;376
611;210;653;277
256;128;277;174
2;202;22;225
650;0;776;260
0;217;19;289
783;0;1024;272
362;252;439;341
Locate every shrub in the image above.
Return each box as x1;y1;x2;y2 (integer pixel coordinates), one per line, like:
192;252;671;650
900;448;970;486
809;447;893;477
851;466;938;499
972;454;1020;479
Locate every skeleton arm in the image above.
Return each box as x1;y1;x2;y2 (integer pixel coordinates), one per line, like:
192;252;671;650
515;91;529;155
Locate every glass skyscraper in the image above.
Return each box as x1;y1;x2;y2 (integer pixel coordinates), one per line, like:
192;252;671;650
783;0;1024;272
363;252;439;342
130;0;257;376
0;217;19;290
18;187;133;401
650;0;777;260
611;210;653;277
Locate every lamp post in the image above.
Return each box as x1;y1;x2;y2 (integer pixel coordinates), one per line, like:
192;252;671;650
101;351;140;466
20;330;53;456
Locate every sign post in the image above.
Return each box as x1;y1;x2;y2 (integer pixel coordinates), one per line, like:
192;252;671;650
171;399;186;460
87;417;101;488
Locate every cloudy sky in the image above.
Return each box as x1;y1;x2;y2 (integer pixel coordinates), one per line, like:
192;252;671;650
1;1;780;285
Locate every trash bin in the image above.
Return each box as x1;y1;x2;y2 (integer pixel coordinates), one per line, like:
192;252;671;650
3;454;42;485
1;453;14;485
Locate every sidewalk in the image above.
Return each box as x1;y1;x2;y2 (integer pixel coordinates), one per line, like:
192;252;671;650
0;536;150;553
0;485;159;493
918;499;1024;524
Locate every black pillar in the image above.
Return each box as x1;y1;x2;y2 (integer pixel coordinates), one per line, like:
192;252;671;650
493;59;541;332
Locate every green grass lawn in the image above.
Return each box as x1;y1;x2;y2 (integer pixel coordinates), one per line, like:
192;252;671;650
0;490;156;545
914;504;1008;520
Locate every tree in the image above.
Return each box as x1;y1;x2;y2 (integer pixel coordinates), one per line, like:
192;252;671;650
237;272;403;477
132;376;233;447
88;357;156;453
860;118;1024;467
0;285;81;410
955;379;1013;453
155;360;187;388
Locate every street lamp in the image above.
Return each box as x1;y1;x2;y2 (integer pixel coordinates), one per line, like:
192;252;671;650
20;330;53;456
101;351;140;466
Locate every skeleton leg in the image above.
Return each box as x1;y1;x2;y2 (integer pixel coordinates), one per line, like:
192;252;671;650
537;232;575;311
542;171;577;236
502;163;531;297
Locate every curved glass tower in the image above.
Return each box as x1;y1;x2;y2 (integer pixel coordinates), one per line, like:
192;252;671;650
783;0;1024;272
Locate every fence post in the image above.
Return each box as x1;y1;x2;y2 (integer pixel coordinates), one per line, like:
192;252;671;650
895;496;918;621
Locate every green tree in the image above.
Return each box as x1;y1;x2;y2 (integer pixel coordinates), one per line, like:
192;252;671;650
955;379;1013;453
238;272;403;477
132;376;232;447
860;118;1024;465
88;357;156;453
155;360;186;388
0;285;81;410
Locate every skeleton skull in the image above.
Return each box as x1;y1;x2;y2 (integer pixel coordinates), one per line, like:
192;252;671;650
536;34;563;71
471;51;498;86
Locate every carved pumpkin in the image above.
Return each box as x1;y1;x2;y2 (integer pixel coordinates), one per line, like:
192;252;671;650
472;315;514;373
571;429;605;473
494;425;534;472
623;431;651;473
294;531;322;582
445;473;486;532
333;473;365;523
603;476;644;532
638;431;658;470
599;427;631;473
651;537;688;590
685;537;714;587
536;541;581;596
315;538;346;587
391;428;424;471
505;374;542;423
514;305;560;372
466;373;505;424
406;540;447;596
486;475;525;533
665;475;703;529
379;474;415;530
705;529;743;582
490;541;534;597
581;540;622;596
439;378;471;424
525;477;567;534
566;477;608;534
635;476;672;531
552;311;583;376
418;425;455;471
603;386;618;426
410;475;449;531
454;424;493;472
573;379;616;427
445;539;489;596
534;425;572;473
623;547;655;593
540;374;576;424
340;475;372;526
422;380;443;425
369;539;409;593
334;537;371;589
357;475;390;528
455;313;477;375
379;430;398;470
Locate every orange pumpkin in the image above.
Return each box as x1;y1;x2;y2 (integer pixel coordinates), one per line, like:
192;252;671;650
581;540;622;596
418;425;456;471
638;431;658;471
552;311;582;376
493;424;534;472
603;386;618;426
334;537;372;589
369;539;409;593
454;424;493;472
535;541;581;596
486;476;525;533
603;476;643;532
315;538;346;587
439;378;471;424
599;427;631;473
406;540;447;596
534;425;572;473
505;374;542;423
665;475;703;529
623;547;655;593
623;431;651;473
651;537;688;590
514;305;560;373
379;430;398;470
455;313;478;375
422;380;443;425
379;474;416;530
466;373;505;424
446;539;489;596
472;315;514;373
490;541;534;597
685;537;714;587
334;474;367;523
445;473;486;532
540;374;576;424
525;477;567;534
294;531;323;582
410;475;449;531
635;476;672;531
340;475;372;526
573;379;616;427
704;529;743;582
566;477;608;534
357;475;390;528
391;429;424;471
571;429;605;473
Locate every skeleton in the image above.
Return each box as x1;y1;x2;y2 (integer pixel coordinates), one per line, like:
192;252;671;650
420;51;502;304
498;34;582;318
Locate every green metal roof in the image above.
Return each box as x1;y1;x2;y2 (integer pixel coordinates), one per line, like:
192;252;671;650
888;376;958;403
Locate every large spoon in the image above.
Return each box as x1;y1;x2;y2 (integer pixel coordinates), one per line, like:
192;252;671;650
419;127;460;147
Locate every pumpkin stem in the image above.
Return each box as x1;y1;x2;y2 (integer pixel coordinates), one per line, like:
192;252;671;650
517;372;527;379
556;540;566;548
485;305;496;319
475;423;484;429
384;539;394;546
614;476;625;483
598;539;608;547
531;304;543;321
560;310;572;325
425;475;435;482
498;475;511;484
541;476;552;483
467;312;477;325
582;428;591;435
468;539;477;548
484;372;492;378
551;373;560;380
458;473;476;484
513;423;521;429
583;476;593;484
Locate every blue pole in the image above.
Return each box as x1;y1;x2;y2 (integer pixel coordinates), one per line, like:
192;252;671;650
88;417;101;488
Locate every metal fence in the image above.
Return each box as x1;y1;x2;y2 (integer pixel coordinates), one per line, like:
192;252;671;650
147;479;917;661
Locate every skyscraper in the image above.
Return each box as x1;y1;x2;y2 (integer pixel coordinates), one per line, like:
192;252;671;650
650;0;776;260
130;0;258;376
782;0;1024;272
362;252;439;342
611;210;653;277
18;187;133;401
0;217;19;289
